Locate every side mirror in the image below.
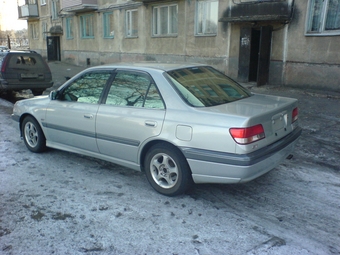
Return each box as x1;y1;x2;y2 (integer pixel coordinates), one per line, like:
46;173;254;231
49;90;58;100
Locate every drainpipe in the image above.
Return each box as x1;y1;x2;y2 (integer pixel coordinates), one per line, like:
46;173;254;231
7;35;11;49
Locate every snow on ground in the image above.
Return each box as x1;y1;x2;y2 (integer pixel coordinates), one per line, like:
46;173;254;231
1;85;340;254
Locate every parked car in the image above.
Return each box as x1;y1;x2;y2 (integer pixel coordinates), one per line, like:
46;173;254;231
0;46;9;51
12;63;302;196
0;50;53;95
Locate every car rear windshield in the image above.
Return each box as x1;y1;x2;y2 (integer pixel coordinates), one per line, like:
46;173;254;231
166;66;251;107
8;54;44;69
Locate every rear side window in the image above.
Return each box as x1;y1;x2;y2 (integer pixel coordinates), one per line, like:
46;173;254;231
105;70;164;109
8;54;44;69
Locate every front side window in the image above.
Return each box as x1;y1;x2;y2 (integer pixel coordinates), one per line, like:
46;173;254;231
80;14;94;38
306;0;340;35
66;17;74;39
166;66;251;107
195;0;219;36
59;71;112;104
103;12;114;38
105;71;164;109
152;4;178;36
126;9;138;37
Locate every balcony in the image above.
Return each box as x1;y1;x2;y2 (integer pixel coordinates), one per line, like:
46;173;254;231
61;0;98;13
18;4;39;20
219;0;294;23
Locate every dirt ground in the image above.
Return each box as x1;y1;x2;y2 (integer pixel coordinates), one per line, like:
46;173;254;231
0;63;339;254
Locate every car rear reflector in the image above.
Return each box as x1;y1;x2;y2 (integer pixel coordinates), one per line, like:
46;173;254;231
292;107;298;123
229;124;265;145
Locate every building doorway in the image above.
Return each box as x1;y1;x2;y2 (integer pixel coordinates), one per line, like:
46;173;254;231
47;36;60;61
238;26;272;86
249;29;260;82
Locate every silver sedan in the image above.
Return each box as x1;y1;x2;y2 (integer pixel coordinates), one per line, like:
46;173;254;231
12;63;302;196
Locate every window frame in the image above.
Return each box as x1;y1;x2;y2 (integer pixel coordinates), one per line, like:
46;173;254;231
80;14;95;39
104;70;164;109
306;0;340;36
30;23;39;39
195;0;219;36
58;70;113;104
42;22;48;40
66;17;74;39
51;1;58;20
103;12;114;39
126;9;138;38
152;4;178;37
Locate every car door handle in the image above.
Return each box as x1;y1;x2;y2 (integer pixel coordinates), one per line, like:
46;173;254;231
145;121;157;127
84;114;94;119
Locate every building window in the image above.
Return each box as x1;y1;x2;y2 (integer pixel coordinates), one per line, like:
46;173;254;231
195;0;218;36
126;9;138;37
41;0;46;5
42;22;47;40
306;0;340;36
152;4;178;36
103;12;114;38
80;14;94;38
30;23;39;39
66;17;74;39
51;1;58;20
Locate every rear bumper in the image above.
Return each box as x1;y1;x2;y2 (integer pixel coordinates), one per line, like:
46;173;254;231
181;127;302;184
0;80;53;91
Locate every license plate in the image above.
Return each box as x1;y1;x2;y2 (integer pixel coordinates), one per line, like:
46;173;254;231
21;73;38;78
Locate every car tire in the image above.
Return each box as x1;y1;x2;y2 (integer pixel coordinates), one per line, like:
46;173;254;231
145;143;192;196
22;116;46;153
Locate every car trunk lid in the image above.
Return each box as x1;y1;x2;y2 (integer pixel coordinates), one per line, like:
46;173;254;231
198;93;299;153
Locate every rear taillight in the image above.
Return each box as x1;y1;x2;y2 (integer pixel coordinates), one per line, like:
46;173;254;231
292;107;298;123
229;124;265;145
1;55;9;73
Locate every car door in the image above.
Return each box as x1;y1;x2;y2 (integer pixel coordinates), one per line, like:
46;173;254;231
96;70;166;164
44;70;112;152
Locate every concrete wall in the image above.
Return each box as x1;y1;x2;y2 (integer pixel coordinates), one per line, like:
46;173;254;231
226;0;340;91
28;1;62;59
60;0;230;72
283;1;340;91
27;0;340;91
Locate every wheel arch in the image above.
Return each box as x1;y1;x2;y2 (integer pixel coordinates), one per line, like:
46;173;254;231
139;139;190;173
19;114;43;137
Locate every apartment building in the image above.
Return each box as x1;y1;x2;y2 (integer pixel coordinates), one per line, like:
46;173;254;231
18;0;340;91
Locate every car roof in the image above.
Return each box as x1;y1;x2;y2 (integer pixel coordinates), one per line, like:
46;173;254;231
97;62;206;72
0;50;39;54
